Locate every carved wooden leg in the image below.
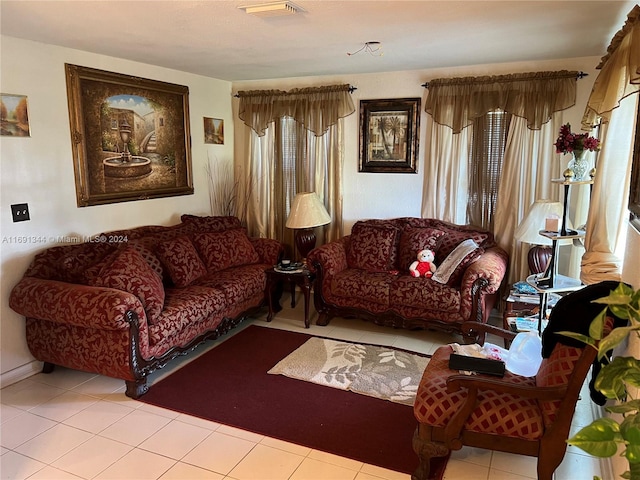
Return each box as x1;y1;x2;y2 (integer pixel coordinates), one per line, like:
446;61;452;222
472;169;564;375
538;441;566;480
412;426;450;480
316;312;331;326
125;378;148;399
42;362;55;373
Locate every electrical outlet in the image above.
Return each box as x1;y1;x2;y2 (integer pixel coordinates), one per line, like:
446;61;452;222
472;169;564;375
11;203;30;222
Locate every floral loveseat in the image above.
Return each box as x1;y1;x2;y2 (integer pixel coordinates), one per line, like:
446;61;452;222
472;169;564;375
9;215;283;398
307;218;508;342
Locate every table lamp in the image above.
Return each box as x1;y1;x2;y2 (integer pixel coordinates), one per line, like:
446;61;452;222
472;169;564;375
514;199;568;274
285;192;331;261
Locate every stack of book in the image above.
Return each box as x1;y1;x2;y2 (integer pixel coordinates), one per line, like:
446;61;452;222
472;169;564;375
506;315;548;333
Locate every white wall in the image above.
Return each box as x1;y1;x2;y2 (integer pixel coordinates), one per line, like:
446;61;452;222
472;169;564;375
0;36;234;383
233;56;601;234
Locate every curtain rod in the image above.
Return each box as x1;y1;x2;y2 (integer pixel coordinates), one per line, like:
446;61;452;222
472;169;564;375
421;71;588;89
234;85;357;98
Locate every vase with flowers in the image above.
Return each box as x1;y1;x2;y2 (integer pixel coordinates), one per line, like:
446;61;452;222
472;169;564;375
554;123;601;180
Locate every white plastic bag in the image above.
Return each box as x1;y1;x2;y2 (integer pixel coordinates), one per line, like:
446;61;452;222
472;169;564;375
505;330;543;377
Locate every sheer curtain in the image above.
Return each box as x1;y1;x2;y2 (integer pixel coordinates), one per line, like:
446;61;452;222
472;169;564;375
580;5;640;284
236;85;354;254
494;116;563;284
423;71;578;281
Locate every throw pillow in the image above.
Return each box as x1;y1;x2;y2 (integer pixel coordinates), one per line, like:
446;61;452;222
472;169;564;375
156;235;208;287
346;222;400;272
192;229;259;272
127;240;165;280
91;246;165;323
58;242;117;284
436;230;489;263
432;239;483;287
398;227;446;272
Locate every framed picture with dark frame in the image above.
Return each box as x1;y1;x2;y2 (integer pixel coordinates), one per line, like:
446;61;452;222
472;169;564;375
65;63;193;207
359;97;420;173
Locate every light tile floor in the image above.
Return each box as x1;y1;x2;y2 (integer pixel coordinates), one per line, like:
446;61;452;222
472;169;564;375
1;292;605;480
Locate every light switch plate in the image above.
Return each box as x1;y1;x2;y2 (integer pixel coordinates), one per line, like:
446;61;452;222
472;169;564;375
11;203;30;222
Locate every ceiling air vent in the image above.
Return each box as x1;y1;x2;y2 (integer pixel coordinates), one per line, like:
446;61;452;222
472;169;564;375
239;1;303;17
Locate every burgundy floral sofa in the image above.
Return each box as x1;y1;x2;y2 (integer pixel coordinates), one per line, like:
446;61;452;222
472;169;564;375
9;215;283;398
307;218;508;342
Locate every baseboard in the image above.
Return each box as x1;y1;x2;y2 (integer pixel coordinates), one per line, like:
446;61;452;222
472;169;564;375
0;361;42;389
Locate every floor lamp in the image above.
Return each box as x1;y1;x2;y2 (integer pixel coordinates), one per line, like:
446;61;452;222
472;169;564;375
514;199;567;274
285;192;331;262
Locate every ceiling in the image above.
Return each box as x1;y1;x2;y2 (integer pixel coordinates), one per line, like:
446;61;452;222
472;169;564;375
0;1;635;82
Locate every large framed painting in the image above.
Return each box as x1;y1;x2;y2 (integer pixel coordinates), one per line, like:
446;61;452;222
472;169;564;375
359;98;420;173
65;63;193;207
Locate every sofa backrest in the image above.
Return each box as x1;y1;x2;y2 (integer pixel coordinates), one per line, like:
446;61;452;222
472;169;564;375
346;218;495;273
23;215;246;285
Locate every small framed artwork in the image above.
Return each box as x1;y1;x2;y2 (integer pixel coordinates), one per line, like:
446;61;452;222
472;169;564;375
204;117;224;144
65;64;193;207
1;93;31;137
359;98;420;173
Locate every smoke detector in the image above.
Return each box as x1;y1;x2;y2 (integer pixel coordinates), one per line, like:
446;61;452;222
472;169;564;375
239;1;303;17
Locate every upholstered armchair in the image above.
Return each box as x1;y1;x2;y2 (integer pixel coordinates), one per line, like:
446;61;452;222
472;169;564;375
412;294;614;480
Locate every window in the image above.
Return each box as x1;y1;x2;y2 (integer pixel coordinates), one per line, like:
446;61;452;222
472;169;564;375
467;111;511;229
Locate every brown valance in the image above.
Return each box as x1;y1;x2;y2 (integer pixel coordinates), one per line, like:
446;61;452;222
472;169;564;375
424;71;579;134
237;84;355;136
582;5;640;129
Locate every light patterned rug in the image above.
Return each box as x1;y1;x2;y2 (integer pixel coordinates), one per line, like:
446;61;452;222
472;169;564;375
268;337;430;406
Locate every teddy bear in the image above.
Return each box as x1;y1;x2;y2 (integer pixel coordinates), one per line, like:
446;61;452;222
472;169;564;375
409;249;437;278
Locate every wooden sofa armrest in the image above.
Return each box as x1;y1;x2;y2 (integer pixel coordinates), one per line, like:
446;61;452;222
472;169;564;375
446;374;566;400
461;321;517;343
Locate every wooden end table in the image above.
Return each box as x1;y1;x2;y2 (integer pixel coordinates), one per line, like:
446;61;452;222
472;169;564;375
265;267;316;328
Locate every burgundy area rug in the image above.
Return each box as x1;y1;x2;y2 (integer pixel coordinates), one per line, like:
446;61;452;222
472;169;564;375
140;324;449;478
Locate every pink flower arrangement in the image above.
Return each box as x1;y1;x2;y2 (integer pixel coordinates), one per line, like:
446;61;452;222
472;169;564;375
554;123;600;154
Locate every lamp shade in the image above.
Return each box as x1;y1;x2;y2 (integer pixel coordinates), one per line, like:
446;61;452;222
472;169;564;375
515;199;568;246
285;192;331;229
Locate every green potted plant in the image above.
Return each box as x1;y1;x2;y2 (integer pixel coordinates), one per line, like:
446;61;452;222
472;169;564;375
561;283;640;480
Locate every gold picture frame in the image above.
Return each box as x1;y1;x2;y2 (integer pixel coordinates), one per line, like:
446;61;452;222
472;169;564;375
65;63;193;207
204;117;224;144
1;93;31;137
359;98;420;173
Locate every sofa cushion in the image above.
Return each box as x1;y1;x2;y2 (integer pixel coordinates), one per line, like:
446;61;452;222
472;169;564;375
156;235;207;288
390;276;460;312
194;264;267;305
193;229;259;272
432;239;483;287
346;222;400;272
90;246;165;323
330;269;392;307
149;285;227;346
398;227;446;272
